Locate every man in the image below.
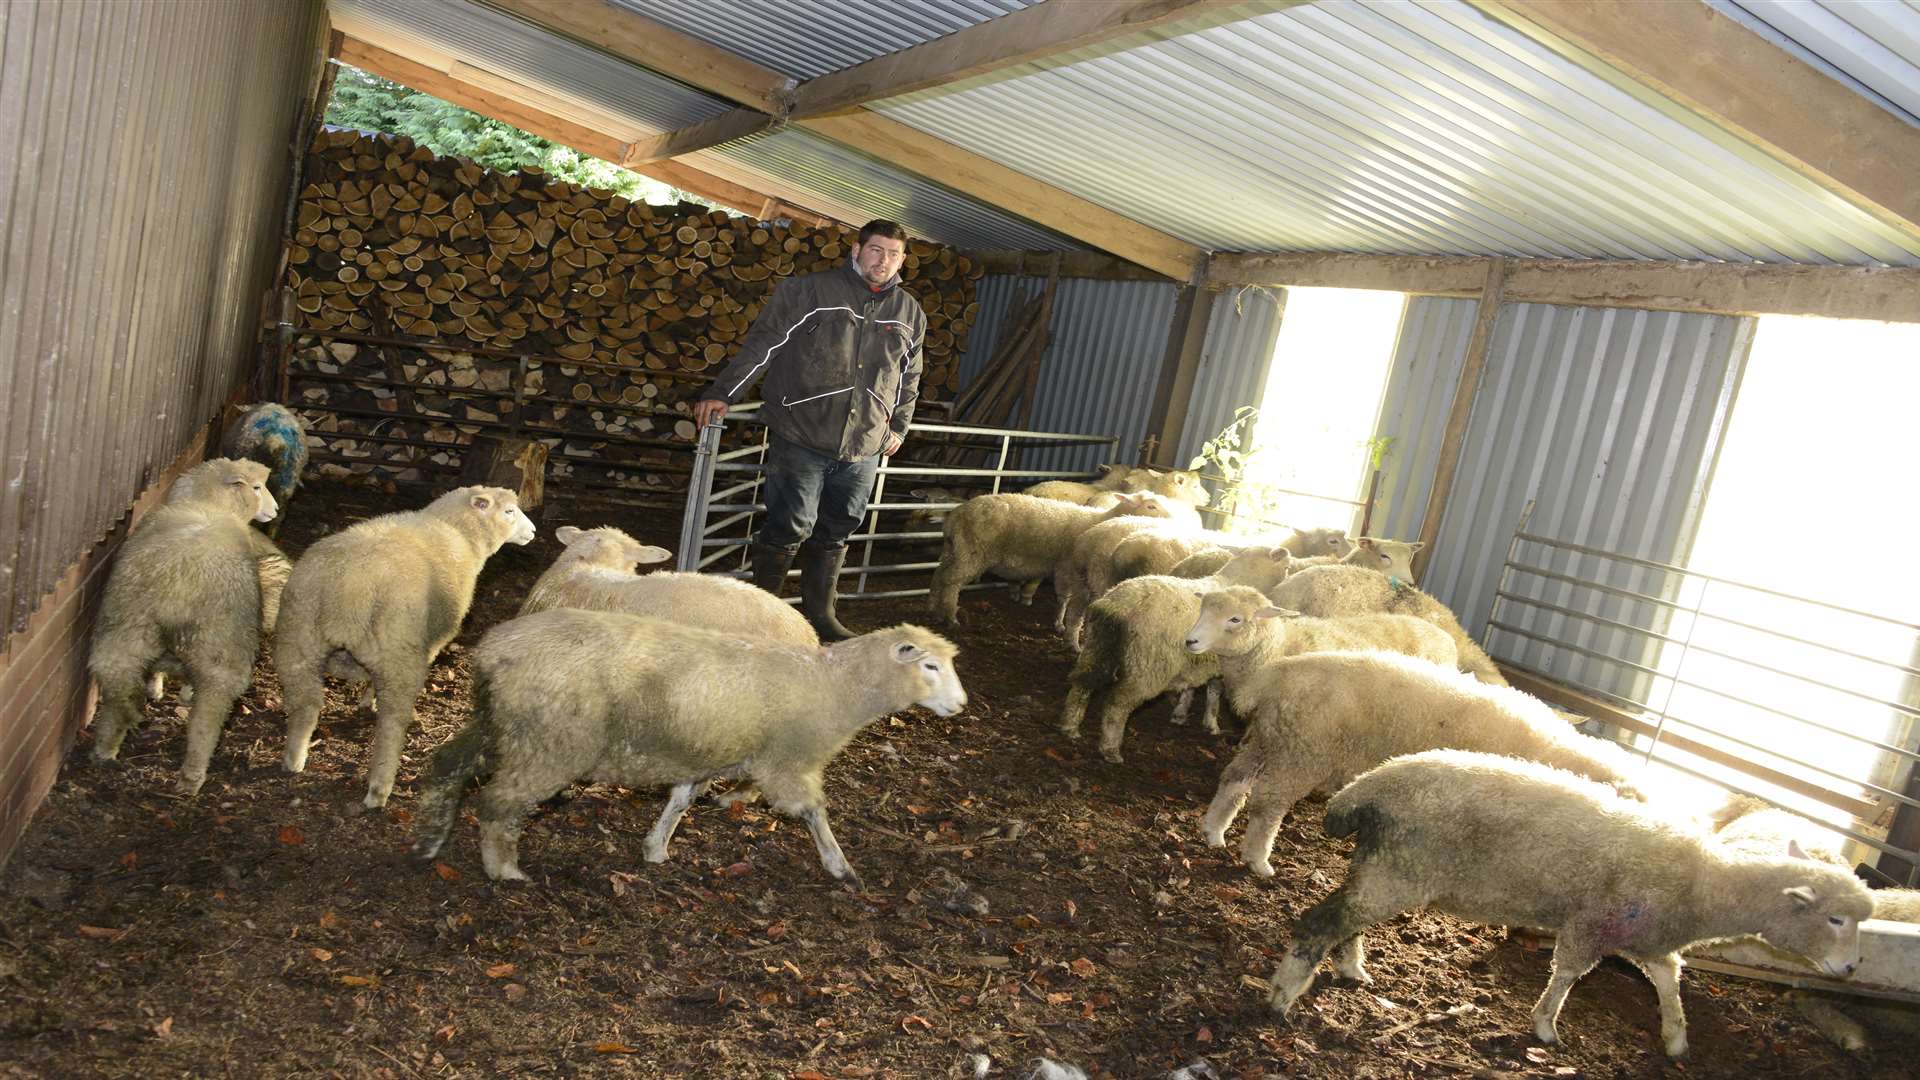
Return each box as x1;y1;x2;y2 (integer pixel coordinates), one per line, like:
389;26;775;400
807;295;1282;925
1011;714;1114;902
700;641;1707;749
692;219;925;641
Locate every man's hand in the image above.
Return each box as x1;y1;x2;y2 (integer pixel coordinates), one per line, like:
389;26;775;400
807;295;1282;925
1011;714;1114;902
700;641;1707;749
692;398;729;427
882;430;904;457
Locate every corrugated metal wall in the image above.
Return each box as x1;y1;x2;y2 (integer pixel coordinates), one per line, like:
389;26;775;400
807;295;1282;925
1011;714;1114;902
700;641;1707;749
0;0;329;633
1175;286;1287;469
954;274;1180;475
1368;296;1478;541
1402;303;1755;698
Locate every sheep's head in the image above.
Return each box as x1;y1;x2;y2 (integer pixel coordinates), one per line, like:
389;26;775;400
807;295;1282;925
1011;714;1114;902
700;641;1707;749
553;525;672;572
174;458;278;524
1217;546;1292;593
1185;586;1289;656
1091;463;1135;491
1138;468;1211;508
1287;527;1352;559
1102;492;1178;522
881;625;965;716
435;485;537;548
1753;862;1873;978
1348;537;1423;583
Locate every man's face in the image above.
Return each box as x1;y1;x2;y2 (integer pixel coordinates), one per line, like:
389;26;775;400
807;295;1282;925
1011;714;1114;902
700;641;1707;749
854;235;907;286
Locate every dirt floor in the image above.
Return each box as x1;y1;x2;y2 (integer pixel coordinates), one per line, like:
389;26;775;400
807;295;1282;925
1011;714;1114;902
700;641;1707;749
0;476;1911;1079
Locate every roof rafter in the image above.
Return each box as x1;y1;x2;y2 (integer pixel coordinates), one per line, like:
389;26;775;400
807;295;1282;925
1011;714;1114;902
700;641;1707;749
478;0;1208;279
1470;0;1920;244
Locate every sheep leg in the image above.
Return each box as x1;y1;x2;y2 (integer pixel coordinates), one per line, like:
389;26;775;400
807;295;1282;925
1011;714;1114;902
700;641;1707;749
472;762;576;882
1637;953;1690;1057
1330;934;1372;985
1790;991;1869;1053
174;671;247;797
146;672;168;702
1201;752;1260;848
1169;688;1194;726
926;548;974;625
642;782;702;864
1240;777;1314;878
800;806;862;891
1017;579;1041;607
1097;685;1158;764
90;668;151;764
1531;936;1603;1049
280;660;327;774
362;661;429;808
1056;683;1093;739
1269;876;1395;1015
1200;680;1222;735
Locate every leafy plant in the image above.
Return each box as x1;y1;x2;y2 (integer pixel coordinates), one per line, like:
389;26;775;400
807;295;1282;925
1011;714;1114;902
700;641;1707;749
1187;406;1283;531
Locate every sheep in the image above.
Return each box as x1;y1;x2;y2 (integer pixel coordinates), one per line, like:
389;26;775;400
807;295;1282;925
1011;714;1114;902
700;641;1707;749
1269;749;1873;1058
1183;586;1459;715
1056;547;1294;763
411;611;966;885
88;458;282;795
1049;511;1194;643
1268;564;1506;685
1022;464;1136;504
927;492;1186;624
1164;528;1353;579
1200;650;1642;877
275;485;536;808
220;402;307;536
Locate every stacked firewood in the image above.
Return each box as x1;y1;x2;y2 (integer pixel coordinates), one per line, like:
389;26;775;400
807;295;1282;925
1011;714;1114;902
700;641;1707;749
277;129;987;501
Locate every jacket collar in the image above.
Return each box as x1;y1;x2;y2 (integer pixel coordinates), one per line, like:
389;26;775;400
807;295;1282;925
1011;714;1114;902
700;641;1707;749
843;258;899;296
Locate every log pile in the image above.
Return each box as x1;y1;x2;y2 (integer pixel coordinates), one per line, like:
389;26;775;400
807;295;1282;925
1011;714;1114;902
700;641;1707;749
277;129;986;501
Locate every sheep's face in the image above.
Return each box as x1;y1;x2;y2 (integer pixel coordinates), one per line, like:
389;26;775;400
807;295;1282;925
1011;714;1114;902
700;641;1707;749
1184;586;1273;656
1140;468;1210;508
1292;528;1352;558
903;487;962;535
1217;547;1292;593
176;459;277;523
1349;537;1423;582
452;486;536;547
889;632;966;716
553;525;671;571
1103;493;1178;523
1091;463;1134;491
1760;869;1873;978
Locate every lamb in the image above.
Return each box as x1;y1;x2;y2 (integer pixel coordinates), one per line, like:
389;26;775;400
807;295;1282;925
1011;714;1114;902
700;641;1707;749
1183;586;1459;714
1200;650;1643;877
1049;510;1191;643
220;402;308;536
1022;463;1136;504
518;525;819;646
1268;564;1506;685
1164;527;1353;579
87;458;283;795
1269;749;1873;1058
1056;547;1294;763
927;492;1187;624
411;611;965;885
276;485;537;808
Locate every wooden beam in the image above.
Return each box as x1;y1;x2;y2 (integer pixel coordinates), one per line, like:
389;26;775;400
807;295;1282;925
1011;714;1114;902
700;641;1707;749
481;0;793;113
966;249;1173;282
1412;258;1506;582
631;159;833;227
1208;251;1920;323
336;38;627;162
1470;0;1920;244
799;111;1205;280
620;110;780;166
789;0;1263;118
1143;285;1219;467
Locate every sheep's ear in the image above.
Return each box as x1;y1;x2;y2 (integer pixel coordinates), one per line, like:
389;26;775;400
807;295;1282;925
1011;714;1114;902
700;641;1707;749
1408;541;1427;553
910;487;934;498
891;641;929;664
555;525;583;545
1782;885;1818;908
634;544;672;564
1787;838;1810;861
1269;548;1292;563
1358;537;1378;550
469;492;493;511
1256;606;1303;621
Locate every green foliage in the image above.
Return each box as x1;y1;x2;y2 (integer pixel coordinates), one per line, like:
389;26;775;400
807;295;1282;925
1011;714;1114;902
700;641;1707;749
324;65;708;206
1187;406;1283;530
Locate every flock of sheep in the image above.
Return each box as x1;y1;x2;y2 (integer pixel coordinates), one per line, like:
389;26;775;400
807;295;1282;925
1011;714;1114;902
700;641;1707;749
81;405;1913;1060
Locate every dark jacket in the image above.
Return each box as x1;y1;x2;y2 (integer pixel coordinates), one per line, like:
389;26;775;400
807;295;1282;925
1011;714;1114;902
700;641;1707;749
700;261;926;461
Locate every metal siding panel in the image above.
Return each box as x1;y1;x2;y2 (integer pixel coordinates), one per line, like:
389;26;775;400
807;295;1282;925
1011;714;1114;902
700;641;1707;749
1413;303;1749;700
610;0;1042;80
1369;295;1477;542
955;273;1028;389
0;0;327;631
1175;286;1284;469
874;0;1920;264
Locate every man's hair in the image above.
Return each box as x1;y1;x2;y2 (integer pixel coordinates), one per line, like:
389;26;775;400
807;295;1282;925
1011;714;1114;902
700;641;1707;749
857;219;908;246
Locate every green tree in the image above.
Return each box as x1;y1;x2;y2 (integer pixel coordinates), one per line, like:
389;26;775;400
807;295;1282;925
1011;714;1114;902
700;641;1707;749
324;65;712;207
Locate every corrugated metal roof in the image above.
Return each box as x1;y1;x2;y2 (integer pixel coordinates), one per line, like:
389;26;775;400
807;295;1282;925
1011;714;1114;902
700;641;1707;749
690;128;1080;251
333;0;728;136
610;0;1040;80
875;0;1920;265
1726;0;1920;124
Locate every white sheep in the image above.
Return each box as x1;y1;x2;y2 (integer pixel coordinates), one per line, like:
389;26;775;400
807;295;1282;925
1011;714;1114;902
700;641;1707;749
88;458;282;795
1022;464;1137;505
411;611;966;885
1201;650;1642;877
1056;548;1294;763
1268;564;1506;685
276;485;536;808
927;492;1187;624
1164;528;1353;579
1270;749;1873;1058
1183;586;1459;714
519;525;818;646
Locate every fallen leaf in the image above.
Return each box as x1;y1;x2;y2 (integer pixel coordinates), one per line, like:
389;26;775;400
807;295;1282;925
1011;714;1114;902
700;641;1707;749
1069;957;1098;978
318;911;340;930
899;1014;933;1032
388;807;413;825
310;947;333;963
1046;992;1072;1005
1215;886;1243;902
1064;898;1078;919
1196;1026;1213;1042
278;825;305;846
792;1072;832;1080
119;851;138;869
152;1017;173;1040
724;799;749;821
714;861;752;878
757;990;780;1005
76;925;125;940
766;921;789;940
486;963;516;979
433;1025;456;1043
1080;1001;1095;1020
1043;749;1069;764
503;983;527;1002
340;974;379;988
905;804;929;815
594;1042;639;1054
433;863;461;882
1525;1047;1552;1063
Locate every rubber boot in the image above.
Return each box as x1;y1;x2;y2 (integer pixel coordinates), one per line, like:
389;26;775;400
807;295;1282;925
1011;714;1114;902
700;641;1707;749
799;545;856;642
750;543;795;596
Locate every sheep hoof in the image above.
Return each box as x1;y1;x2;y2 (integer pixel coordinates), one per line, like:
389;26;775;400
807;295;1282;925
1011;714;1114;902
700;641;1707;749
641;842;668;864
1100;747;1124;765
1532;1020;1558;1046
174;773;207;798
490;864;530;883
1201;828;1228;848
837;870;866;893
1664;1037;1689;1058
1247;860;1276;878
361;790;390;811
1055;725;1080;740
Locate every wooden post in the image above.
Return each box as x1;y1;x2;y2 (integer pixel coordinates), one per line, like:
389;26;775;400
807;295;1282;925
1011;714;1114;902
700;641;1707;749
1412;258;1508;581
1143;285;1217;467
